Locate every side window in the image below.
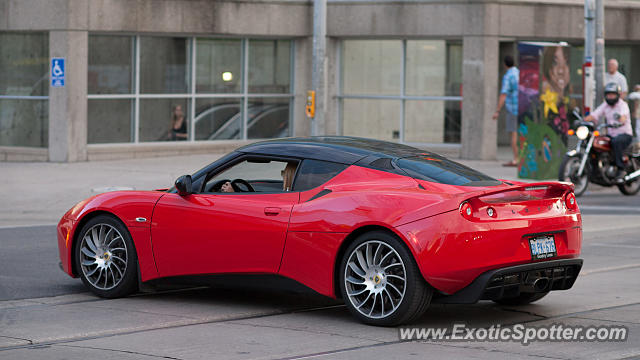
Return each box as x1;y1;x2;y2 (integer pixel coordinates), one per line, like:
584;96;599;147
203;158;298;193
293;160;348;191
395;156;500;186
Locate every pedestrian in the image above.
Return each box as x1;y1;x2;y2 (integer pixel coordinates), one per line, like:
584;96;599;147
605;59;628;99
628;84;640;138
493;55;519;167
168;104;187;141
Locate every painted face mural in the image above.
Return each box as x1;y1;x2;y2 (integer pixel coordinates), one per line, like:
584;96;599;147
517;43;572;180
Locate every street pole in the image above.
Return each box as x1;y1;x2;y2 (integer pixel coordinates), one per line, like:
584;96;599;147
583;0;595;113
311;0;326;136
594;0;605;105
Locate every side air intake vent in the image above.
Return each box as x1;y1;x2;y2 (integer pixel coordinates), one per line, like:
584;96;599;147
369;158;394;170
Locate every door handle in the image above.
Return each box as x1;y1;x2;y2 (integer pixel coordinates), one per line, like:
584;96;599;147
264;207;281;216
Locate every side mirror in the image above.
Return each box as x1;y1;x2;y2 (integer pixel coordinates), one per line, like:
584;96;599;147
175;175;193;196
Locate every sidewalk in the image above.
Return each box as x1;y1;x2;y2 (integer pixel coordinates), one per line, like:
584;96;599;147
0;146;606;227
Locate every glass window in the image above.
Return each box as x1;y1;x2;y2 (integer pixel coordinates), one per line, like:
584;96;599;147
88;99;133;144
342;40;402;96
0;32;49;148
445;43;463;97
340;40;462;144
396;156;498;186
86;36;293;144
88;36;133;94
196;39;242;94
404;100;461;144
0;99;48;147
342;99;401;141
139;99;189;142
0;33;49;97
204;158;298;193
569;45;584;101
293;160;348;191
249;40;291;93
247;97;290;139
195;98;242;140
406;40;446;96
140;37;189;94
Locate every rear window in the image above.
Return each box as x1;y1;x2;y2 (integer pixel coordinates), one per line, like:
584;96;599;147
395;156;500;186
293;159;348;191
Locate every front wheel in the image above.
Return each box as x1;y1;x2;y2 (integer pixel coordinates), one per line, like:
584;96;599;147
75;214;138;298
339;231;432;326
559;156;588;197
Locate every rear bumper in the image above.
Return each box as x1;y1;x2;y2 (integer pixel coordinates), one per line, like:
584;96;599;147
433;258;583;304
397;207;582;295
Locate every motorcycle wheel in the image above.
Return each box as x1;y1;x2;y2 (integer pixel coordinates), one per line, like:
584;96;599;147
559;156;588;197
618;180;640;195
618;180;640;196
618;158;640;196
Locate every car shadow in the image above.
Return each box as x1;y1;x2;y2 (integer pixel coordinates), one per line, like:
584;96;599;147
132;275;544;328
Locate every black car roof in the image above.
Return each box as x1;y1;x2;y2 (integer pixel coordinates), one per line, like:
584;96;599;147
236;136;437;164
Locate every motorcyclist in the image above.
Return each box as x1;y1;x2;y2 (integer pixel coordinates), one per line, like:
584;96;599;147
585;83;633;183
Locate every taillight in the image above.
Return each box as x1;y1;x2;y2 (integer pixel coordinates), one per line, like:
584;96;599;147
486;207;497;218
565;192;578;211
460;202;473;220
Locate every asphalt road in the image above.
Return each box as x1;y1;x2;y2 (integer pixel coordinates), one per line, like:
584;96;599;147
1;191;639;359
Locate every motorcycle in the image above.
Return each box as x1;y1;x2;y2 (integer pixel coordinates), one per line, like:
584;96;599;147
558;108;640;196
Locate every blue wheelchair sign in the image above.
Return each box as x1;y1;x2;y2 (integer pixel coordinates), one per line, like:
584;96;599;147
51;58;65;87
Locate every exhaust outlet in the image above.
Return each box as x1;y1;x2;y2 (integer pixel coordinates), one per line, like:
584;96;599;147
533;278;549;292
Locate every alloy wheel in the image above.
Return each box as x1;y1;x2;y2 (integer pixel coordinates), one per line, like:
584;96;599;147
79;223;128;291
343;240;407;319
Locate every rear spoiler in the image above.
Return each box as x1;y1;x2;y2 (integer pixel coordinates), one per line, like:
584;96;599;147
464;181;575;205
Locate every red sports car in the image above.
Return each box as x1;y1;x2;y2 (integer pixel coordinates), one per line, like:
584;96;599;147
57;137;583;326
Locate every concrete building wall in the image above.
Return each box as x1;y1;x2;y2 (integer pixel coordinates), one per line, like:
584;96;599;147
1;0;312;35
293;37;312;137
48;30;88;162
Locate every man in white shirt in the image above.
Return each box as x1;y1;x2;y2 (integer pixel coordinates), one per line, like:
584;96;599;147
604;59;628;99
628;85;640;138
585;83;633;183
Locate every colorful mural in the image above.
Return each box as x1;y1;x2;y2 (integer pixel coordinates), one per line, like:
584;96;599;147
517;43;572;180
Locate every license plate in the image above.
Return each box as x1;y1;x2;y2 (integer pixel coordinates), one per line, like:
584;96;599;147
529;235;557;260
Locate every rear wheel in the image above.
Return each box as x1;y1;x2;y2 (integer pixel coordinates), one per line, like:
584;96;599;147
74;214;138;298
617;159;640;195
618;180;640;195
493;292;549;306
339;231;432;326
559;156;588;197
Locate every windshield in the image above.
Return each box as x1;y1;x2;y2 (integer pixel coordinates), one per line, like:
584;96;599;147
395;155;500;186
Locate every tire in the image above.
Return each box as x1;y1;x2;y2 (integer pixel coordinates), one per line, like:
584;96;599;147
74;214;138;298
559;156;588;197
339;231;432;326
493;292;549;306
617;165;640;195
618;182;640;195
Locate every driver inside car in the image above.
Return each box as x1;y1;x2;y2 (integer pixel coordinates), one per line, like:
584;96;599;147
219;162;297;192
220;181;234;193
281;162;297;191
